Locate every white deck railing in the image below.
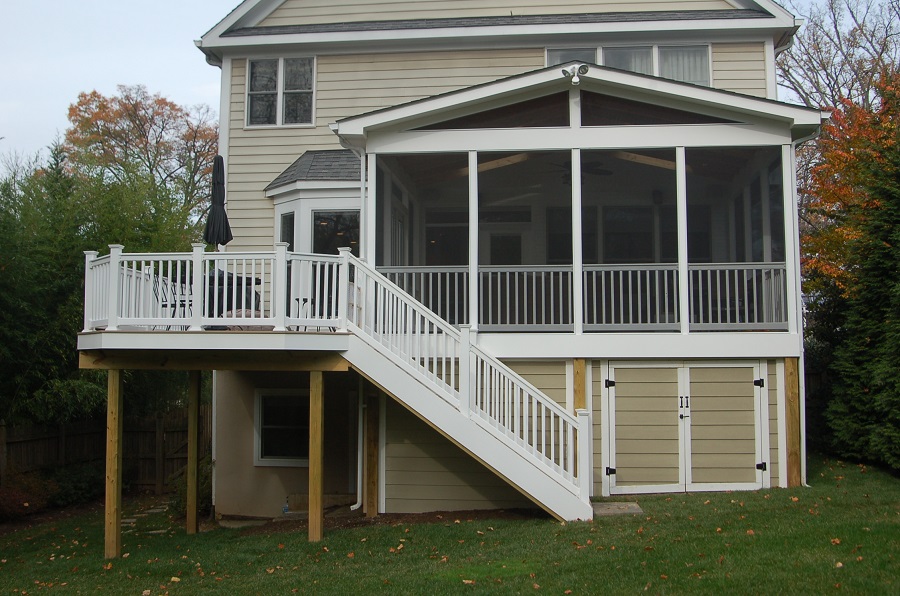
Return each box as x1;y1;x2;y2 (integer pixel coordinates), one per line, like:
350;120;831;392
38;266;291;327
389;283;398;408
688;263;788;331
82;243;339;332
583;264;680;331
85;250;789;334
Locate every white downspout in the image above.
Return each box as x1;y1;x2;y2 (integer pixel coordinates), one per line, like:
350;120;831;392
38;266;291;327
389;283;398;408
350;377;365;510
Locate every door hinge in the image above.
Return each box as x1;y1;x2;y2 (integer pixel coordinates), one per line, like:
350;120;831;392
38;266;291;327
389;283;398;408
605;379;616;388
756;462;767;471
606;467;616;475
753;378;765;388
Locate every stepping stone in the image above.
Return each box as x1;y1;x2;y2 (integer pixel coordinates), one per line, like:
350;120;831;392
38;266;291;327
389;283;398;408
592;502;643;517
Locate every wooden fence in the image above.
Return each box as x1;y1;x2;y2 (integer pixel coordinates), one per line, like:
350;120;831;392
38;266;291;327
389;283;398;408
0;405;212;493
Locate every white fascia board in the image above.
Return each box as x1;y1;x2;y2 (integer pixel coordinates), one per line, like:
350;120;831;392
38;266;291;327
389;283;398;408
198;0;284;61
477;332;802;360
266;179;361;199
77;330;351;352
201;15;793;53
335;66;823;140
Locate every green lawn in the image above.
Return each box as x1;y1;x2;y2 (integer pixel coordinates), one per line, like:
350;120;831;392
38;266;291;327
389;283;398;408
1;456;896;594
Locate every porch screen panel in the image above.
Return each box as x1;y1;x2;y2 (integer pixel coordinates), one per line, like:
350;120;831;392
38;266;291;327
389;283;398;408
686;147;788;331
582;149;678;331
478;151;572;330
613;367;680;486
688;367;757;484
377;154;470;325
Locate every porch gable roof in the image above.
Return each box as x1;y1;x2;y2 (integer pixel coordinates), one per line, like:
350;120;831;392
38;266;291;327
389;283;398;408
332;63;828;145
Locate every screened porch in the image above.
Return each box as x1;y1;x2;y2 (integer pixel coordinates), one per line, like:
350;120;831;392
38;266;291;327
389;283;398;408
373;145;790;333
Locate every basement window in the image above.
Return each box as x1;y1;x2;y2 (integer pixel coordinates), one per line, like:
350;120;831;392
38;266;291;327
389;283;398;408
254;390;309;466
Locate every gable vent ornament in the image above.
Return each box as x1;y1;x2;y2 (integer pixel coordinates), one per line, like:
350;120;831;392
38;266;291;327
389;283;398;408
562;64;590;86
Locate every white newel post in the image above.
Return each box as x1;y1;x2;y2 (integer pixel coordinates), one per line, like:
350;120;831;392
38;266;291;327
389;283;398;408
189;243;205;331
337;248;352;332
273;242;288;331
83;250;99;332
576;409;592;501
458;325;473;417
106;245;123;331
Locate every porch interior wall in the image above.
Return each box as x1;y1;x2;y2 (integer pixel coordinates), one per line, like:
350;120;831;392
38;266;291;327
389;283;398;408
260;0;737;27
213;370;355;518
382;400;531;513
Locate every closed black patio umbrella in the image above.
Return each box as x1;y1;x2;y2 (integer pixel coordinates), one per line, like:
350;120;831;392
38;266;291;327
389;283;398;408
203;155;233;247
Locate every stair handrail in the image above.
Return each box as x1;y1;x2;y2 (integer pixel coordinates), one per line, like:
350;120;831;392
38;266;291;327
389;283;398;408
342;251;582;486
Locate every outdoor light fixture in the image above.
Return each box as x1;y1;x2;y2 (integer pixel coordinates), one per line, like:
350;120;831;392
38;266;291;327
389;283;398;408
561;64;590;86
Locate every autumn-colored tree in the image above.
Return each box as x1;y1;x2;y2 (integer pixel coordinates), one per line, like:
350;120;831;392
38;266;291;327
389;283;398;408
805;74;900;470
66;84;218;243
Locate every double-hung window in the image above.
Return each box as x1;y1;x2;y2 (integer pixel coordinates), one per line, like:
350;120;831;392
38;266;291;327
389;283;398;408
247;57;314;126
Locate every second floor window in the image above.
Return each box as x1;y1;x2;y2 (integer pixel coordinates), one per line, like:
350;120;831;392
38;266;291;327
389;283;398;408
247;57;314;126
548;45;710;86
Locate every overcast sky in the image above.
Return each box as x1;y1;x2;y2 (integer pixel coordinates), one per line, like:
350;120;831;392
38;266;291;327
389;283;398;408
0;0;238;161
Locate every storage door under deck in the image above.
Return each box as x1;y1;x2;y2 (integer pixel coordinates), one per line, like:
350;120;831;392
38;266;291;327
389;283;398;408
606;362;769;495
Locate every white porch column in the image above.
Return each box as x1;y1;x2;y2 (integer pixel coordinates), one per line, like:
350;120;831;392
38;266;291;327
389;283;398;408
468;151;479;331
365;153;378;263
783;143;800;335
571;149;584;334
676;148;690;334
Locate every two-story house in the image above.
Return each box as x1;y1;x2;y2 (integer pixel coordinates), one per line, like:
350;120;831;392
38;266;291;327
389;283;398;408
79;0;826;550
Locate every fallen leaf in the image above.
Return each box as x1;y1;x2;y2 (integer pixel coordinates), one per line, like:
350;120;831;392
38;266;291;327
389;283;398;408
660;574;668;580
835;562;844;568
103;562;113;570
267;568;275;574
791;496;799;502
142;591;151;596
831;538;841;545
746;530;755;536
278;544;285;549
716;528;722;533
533;583;541;589
347;552;355;559
171;577;181;582
463;579;475;585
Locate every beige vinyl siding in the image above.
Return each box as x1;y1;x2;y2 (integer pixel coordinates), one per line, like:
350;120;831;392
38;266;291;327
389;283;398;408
503;360;567;407
226;50;543;250
768;359;779;486
614;367;680;486
591;361;603;495
383;400;530;512
711;42;768;98
689;366;757;484
261;0;736;27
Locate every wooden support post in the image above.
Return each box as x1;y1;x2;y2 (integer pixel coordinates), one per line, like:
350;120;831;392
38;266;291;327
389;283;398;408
308;371;324;542
364;394;380;517
785;357;802;487
155;415;165;496
186;371;200;535
0;419;7;489
104;369;124;559
573;359;587;411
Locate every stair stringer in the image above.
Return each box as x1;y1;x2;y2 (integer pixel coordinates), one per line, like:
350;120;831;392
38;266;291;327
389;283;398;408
343;332;594;521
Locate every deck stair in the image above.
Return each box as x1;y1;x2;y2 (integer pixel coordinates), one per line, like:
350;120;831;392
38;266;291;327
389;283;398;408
340;250;593;520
